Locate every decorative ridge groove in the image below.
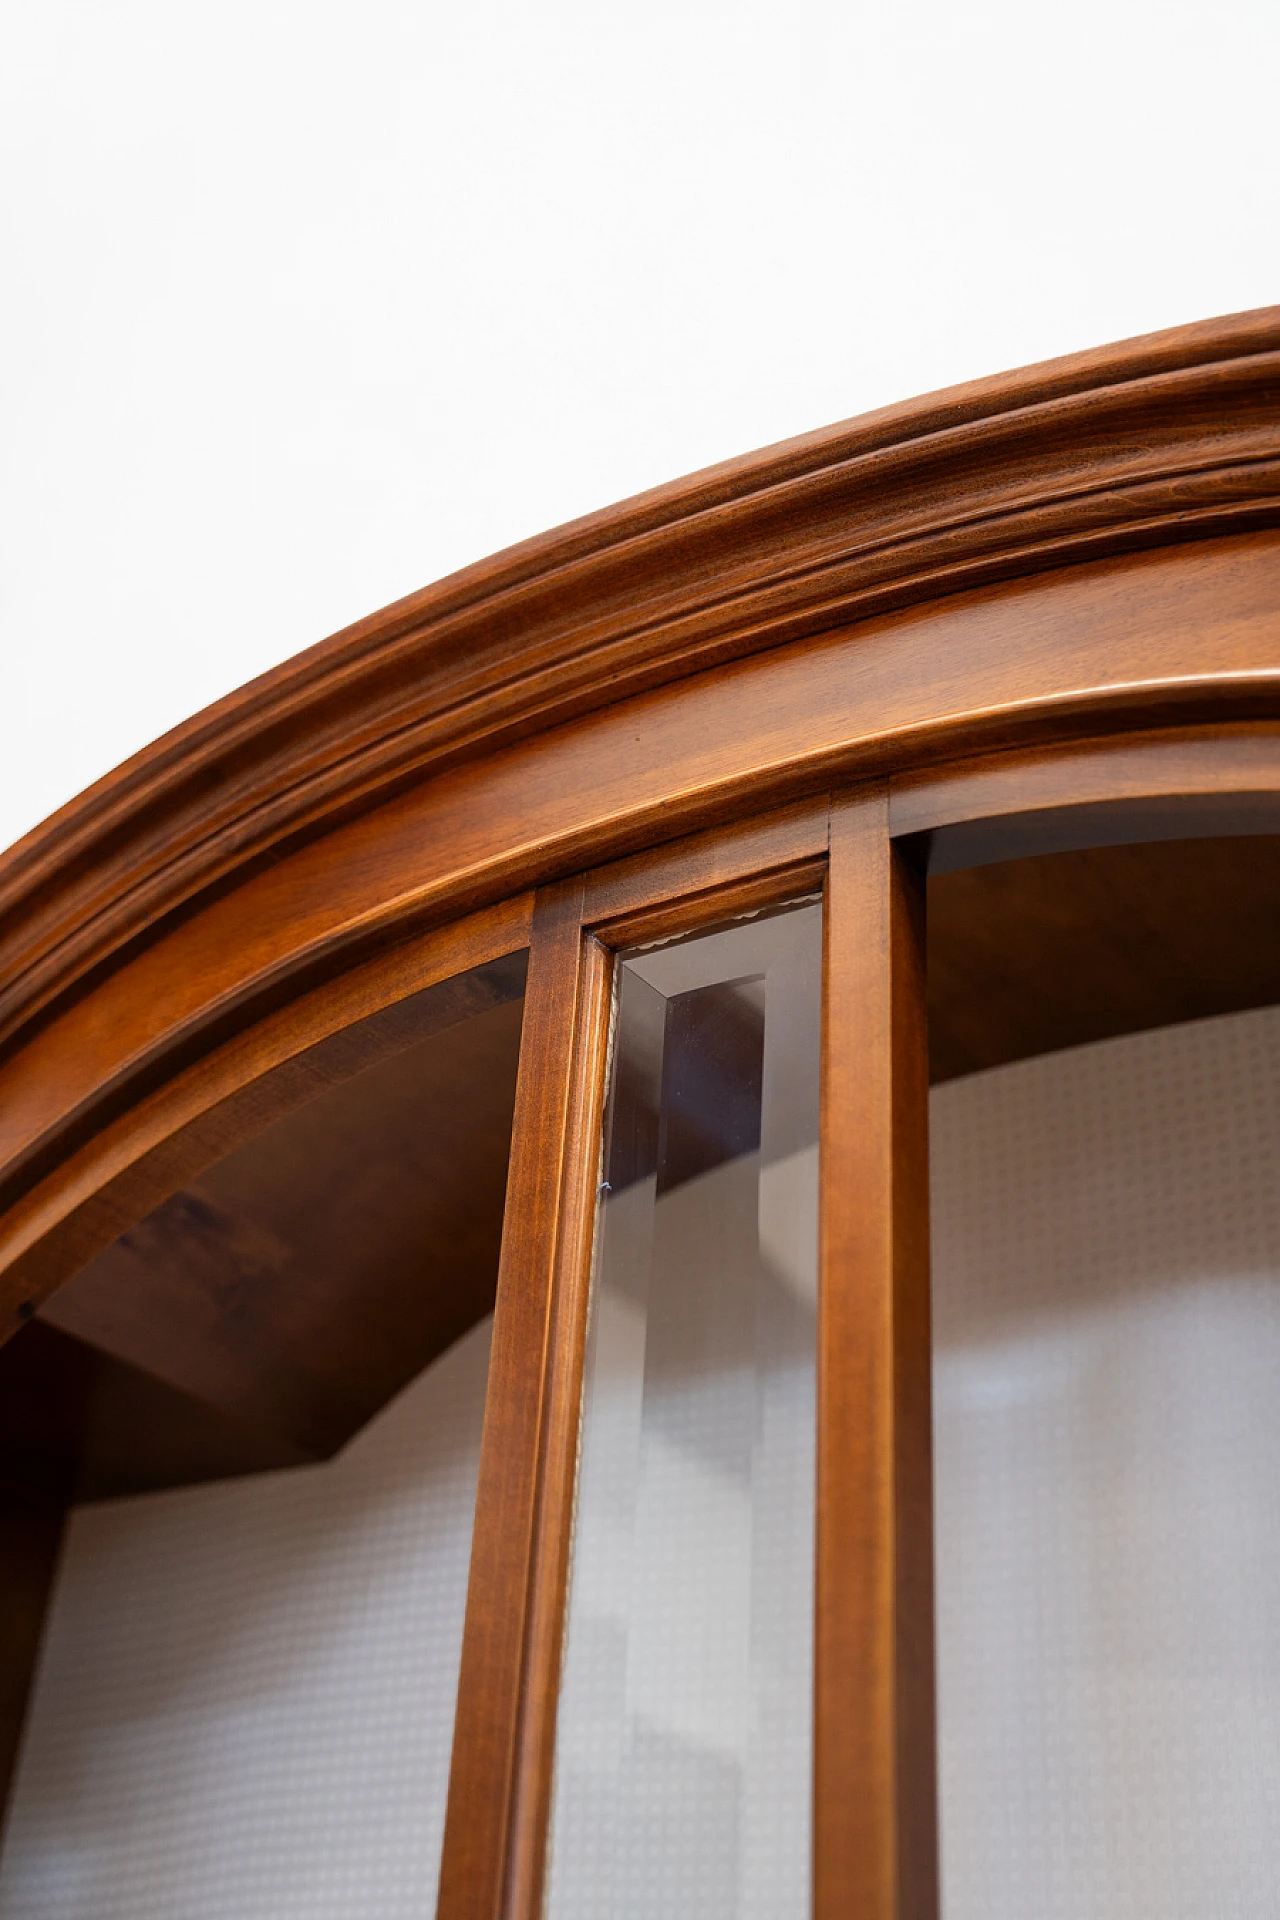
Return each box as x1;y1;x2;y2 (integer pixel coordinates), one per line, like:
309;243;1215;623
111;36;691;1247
1;307;1279;1051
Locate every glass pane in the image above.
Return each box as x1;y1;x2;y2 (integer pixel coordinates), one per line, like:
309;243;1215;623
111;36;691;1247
0;950;526;1919
545;901;821;1920
933;1004;1280;1919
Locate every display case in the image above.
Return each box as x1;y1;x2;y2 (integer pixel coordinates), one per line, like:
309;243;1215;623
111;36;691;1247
1;309;1279;1918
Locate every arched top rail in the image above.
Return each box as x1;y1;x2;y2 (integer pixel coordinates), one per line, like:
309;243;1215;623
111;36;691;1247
3;306;1280;1055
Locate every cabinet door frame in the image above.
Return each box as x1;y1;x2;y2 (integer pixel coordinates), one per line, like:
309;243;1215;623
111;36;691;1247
438;801;832;1920
439;791;939;1920
439;726;1280;1920
2;723;1276;1914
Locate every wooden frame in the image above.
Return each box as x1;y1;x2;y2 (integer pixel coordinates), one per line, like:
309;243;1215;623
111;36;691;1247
820;793;934;1920
5;309;1277;1054
0;896;534;1826
437;882;608;1920
1;310;1279;1913
0;894;533;1322
6;536;1280;1260
439;805;831;1920
436;741;1280;1920
434;791;938;1920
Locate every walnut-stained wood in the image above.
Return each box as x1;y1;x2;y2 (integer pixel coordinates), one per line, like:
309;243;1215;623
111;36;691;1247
39;964;526;1459
0;900;530;1346
0;951;528;1836
0;941;534;1819
582;797;828;939
4;310;1277;1061
441;820;837;1920
6;831;1267;1497
499;929;611;1920
928;835;1280;1082
7;528;1280;1259
2;312;1280;1907
892;724;1280;868
4;531;1280;1254
438;885;609;1920
819;790;936;1920
74;1339;311;1496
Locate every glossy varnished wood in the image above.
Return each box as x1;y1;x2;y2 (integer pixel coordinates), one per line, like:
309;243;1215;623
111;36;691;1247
583;797;828;944
442;816;843;1920
0;933;536;1826
4;310;1276;1058
891;724;1280;867
4;531;1279;1243
818;790;936;1920
0;897;530;1338
40;983;525;1457
438;887;610;1920
928;835;1280;1081
1;312;1279;1905
500;929;610;1920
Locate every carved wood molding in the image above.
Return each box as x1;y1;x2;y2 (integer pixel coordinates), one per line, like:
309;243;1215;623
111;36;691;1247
2;306;1279;1052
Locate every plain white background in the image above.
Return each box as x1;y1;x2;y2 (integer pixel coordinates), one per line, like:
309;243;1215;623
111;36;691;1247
2;0;1277;856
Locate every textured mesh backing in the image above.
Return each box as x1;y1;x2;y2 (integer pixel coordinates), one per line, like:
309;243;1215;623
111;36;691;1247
933;1005;1280;1920
0;1317;491;1920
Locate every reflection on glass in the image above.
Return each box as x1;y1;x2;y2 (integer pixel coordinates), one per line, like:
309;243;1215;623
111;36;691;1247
545;901;821;1920
0;952;527;1919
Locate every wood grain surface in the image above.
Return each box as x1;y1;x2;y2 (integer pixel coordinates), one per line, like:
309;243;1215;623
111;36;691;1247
818;789;936;1920
0;899;530;1340
582;798;827;936
441;817;845;1920
4;309;1276;1060
437;886;609;1920
1;314;1279;1908
40;986;525;1458
5;530;1280;1254
892;724;1280;865
928;835;1280;1081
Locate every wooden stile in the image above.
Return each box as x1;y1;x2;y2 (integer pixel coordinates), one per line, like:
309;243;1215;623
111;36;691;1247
817;789;937;1920
437;884;610;1920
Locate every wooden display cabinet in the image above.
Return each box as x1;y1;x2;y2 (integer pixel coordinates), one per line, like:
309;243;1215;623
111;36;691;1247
1;308;1279;1917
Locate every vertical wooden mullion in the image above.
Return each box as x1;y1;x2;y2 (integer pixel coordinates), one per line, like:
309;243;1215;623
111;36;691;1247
817;788;938;1920
437;880;610;1920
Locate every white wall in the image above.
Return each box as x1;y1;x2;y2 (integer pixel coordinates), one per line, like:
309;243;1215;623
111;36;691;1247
3;0;1278;855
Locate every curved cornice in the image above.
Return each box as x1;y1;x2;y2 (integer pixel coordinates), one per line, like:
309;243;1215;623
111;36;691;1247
2;305;1279;1051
